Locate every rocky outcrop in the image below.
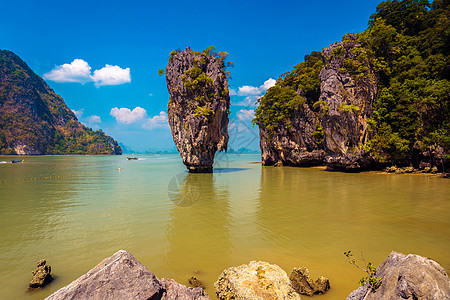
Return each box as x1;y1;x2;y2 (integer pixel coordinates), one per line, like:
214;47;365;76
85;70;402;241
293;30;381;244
214;261;301;299
28;259;53;290
289;267;330;296
45;250;210;300
0;50;122;155
346;251;450;300
257;35;378;171
166;47;230;173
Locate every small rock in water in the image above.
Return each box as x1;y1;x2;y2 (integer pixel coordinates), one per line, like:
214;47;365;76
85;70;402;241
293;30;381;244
28;259;53;290
289;267;330;296
189;276;205;289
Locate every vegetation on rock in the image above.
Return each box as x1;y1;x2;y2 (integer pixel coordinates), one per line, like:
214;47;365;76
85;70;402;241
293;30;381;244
254;0;449;168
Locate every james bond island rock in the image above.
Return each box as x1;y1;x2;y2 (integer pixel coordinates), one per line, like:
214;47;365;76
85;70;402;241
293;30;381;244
0;50;122;155
45;250;210;300
255;35;378;172
166;47;230;173
254;1;450;172
289;267;330;296
28;259;53;290
214;261;301;300
346;251;450;300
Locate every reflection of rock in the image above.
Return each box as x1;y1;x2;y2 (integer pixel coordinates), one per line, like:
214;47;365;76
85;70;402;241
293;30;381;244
28;259;53;290
346;251;450;300
214;261;301;300
167;173;203;207
46;250;210;300
166;47;230;173
289;267;330;296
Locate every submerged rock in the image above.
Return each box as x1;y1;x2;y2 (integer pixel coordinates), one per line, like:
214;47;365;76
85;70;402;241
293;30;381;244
45;250;209;300
289;267;330;296
189;276;205;289
28;259;53;290
166;47;230;173
346;251;450;300
214;261;301;300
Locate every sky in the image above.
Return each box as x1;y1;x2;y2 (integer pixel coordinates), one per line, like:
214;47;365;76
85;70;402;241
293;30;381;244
0;0;383;152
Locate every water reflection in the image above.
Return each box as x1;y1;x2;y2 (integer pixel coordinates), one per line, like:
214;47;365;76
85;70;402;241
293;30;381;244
164;172;232;281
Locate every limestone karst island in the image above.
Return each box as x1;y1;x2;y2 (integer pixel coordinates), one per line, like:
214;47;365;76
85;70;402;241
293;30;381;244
0;0;449;299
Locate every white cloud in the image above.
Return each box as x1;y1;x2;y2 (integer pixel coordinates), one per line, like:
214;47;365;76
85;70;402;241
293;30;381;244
91;65;131;87
110;107;147;124
44;59;131;87
229;88;237;96
233;95;261;107
43;59;91;83
236;109;255;121
261;78;276;91
143;111;168;129
236;78;276;96
86;115;101;124
238;85;261;96
72;109;84;118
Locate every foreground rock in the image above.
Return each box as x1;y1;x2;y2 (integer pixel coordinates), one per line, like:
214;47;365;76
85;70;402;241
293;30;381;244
289;267;330;296
214;261;301;299
346;251;450;300
166;47;230;173
45;250;209;300
28;259;53;290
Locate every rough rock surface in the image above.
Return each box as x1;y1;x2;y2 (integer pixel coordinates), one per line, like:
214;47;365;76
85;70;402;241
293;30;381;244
28;259;53;290
166;47;229;173
346;251;450;300
0;50;122;155
289;267;330;296
161;278;210;300
258;35;378;171
45;250;210;300
214;261;301;300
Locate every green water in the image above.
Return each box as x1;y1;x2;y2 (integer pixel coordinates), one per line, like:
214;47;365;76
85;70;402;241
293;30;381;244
0;154;449;299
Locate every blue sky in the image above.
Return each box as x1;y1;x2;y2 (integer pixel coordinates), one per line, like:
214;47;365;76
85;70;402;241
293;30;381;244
1;0;382;152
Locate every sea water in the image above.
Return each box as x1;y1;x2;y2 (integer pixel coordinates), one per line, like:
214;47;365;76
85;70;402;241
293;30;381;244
0;154;449;299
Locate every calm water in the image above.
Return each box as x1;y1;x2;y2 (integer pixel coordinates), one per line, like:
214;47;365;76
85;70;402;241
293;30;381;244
0;154;449;299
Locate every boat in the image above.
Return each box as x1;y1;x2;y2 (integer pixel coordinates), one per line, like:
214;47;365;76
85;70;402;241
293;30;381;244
127;157;138;160
12;159;23;163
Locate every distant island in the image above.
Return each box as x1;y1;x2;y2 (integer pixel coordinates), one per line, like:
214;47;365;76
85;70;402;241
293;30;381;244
253;0;449;172
0;50;122;155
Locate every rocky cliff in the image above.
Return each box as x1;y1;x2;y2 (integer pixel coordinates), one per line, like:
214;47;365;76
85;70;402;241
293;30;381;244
0;50;121;155
257;35;378;171
166;47;230;173
255;1;449;172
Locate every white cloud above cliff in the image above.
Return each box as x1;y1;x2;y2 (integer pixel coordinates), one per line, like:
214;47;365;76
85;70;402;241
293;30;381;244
44;59;92;83
143;111;168;129
44;59;131;87
91;65;131;87
231;78;276;107
110;107;147;124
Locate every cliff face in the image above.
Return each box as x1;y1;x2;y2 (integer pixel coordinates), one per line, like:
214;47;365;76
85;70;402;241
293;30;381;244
258;35;378;171
166;47;230;173
0;50;122;155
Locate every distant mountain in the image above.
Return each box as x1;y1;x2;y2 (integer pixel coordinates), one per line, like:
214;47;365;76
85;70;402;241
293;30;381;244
0;50;121;155
228;147;260;154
